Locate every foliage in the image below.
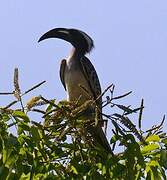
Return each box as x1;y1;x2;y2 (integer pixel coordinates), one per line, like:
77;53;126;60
0;69;167;179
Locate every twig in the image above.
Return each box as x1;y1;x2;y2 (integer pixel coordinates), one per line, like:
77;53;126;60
112;91;132;100
31;108;46;114
42;109;58;118
3;100;18;109
40;96;60;109
0;92;14;95
96;84;114;104
146;115;165;133
22;81;46;96
138;99;144;130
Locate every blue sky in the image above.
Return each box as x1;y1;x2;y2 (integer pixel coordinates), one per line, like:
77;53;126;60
0;1;167;133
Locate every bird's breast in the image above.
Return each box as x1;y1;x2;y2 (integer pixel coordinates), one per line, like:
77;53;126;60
64;63;93;103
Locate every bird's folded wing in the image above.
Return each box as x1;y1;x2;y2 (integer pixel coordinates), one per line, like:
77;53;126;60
60;59;67;91
80;56;102;107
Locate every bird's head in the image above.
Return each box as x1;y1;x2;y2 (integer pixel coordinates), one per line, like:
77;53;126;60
38;28;94;55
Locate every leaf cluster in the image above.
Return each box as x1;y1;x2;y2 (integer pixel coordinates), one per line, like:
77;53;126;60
0;69;166;179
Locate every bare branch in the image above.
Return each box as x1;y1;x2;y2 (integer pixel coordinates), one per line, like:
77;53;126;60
0;92;14;95
112;91;132;100
138;99;144;130
22;80;46;96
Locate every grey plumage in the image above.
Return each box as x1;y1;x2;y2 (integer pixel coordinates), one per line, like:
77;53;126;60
38;28;112;153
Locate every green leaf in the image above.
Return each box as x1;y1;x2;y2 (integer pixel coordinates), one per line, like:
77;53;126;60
30;126;41;142
146;135;160;142
20;173;31;179
2;149;7;164
102;165;106;175
18;122;30;134
110;135;119;144
148;160;159;167
145;166;154;180
70;165;78;175
160;150;167;169
18;134;30;145
46;99;56;112
1;114;10;122
141;144;159;154
162;138;167;145
2;148;17;168
5;152;18;168
12;111;30;122
151;167;162;180
0;166;9;179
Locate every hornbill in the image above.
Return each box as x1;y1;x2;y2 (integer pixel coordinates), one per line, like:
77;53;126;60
38;28;112;153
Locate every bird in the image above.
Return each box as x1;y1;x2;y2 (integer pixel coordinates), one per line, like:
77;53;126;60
38;28;112;154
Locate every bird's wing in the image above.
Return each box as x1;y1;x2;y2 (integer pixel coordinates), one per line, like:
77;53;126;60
60;59;67;90
80;57;112;153
80;56;102;108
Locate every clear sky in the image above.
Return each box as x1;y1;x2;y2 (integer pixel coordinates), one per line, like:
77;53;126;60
0;1;166;132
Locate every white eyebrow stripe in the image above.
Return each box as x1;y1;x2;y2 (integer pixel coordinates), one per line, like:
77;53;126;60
59;30;69;34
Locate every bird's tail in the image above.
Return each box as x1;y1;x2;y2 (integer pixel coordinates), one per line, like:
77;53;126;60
88;125;113;155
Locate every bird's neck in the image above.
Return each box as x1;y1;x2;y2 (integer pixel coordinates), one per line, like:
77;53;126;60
67;47;83;65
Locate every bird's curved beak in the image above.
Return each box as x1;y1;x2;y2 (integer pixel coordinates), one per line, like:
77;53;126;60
38;27;94;54
38;28;71;43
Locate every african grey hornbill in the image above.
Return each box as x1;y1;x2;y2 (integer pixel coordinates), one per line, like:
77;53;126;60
38;28;112;153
